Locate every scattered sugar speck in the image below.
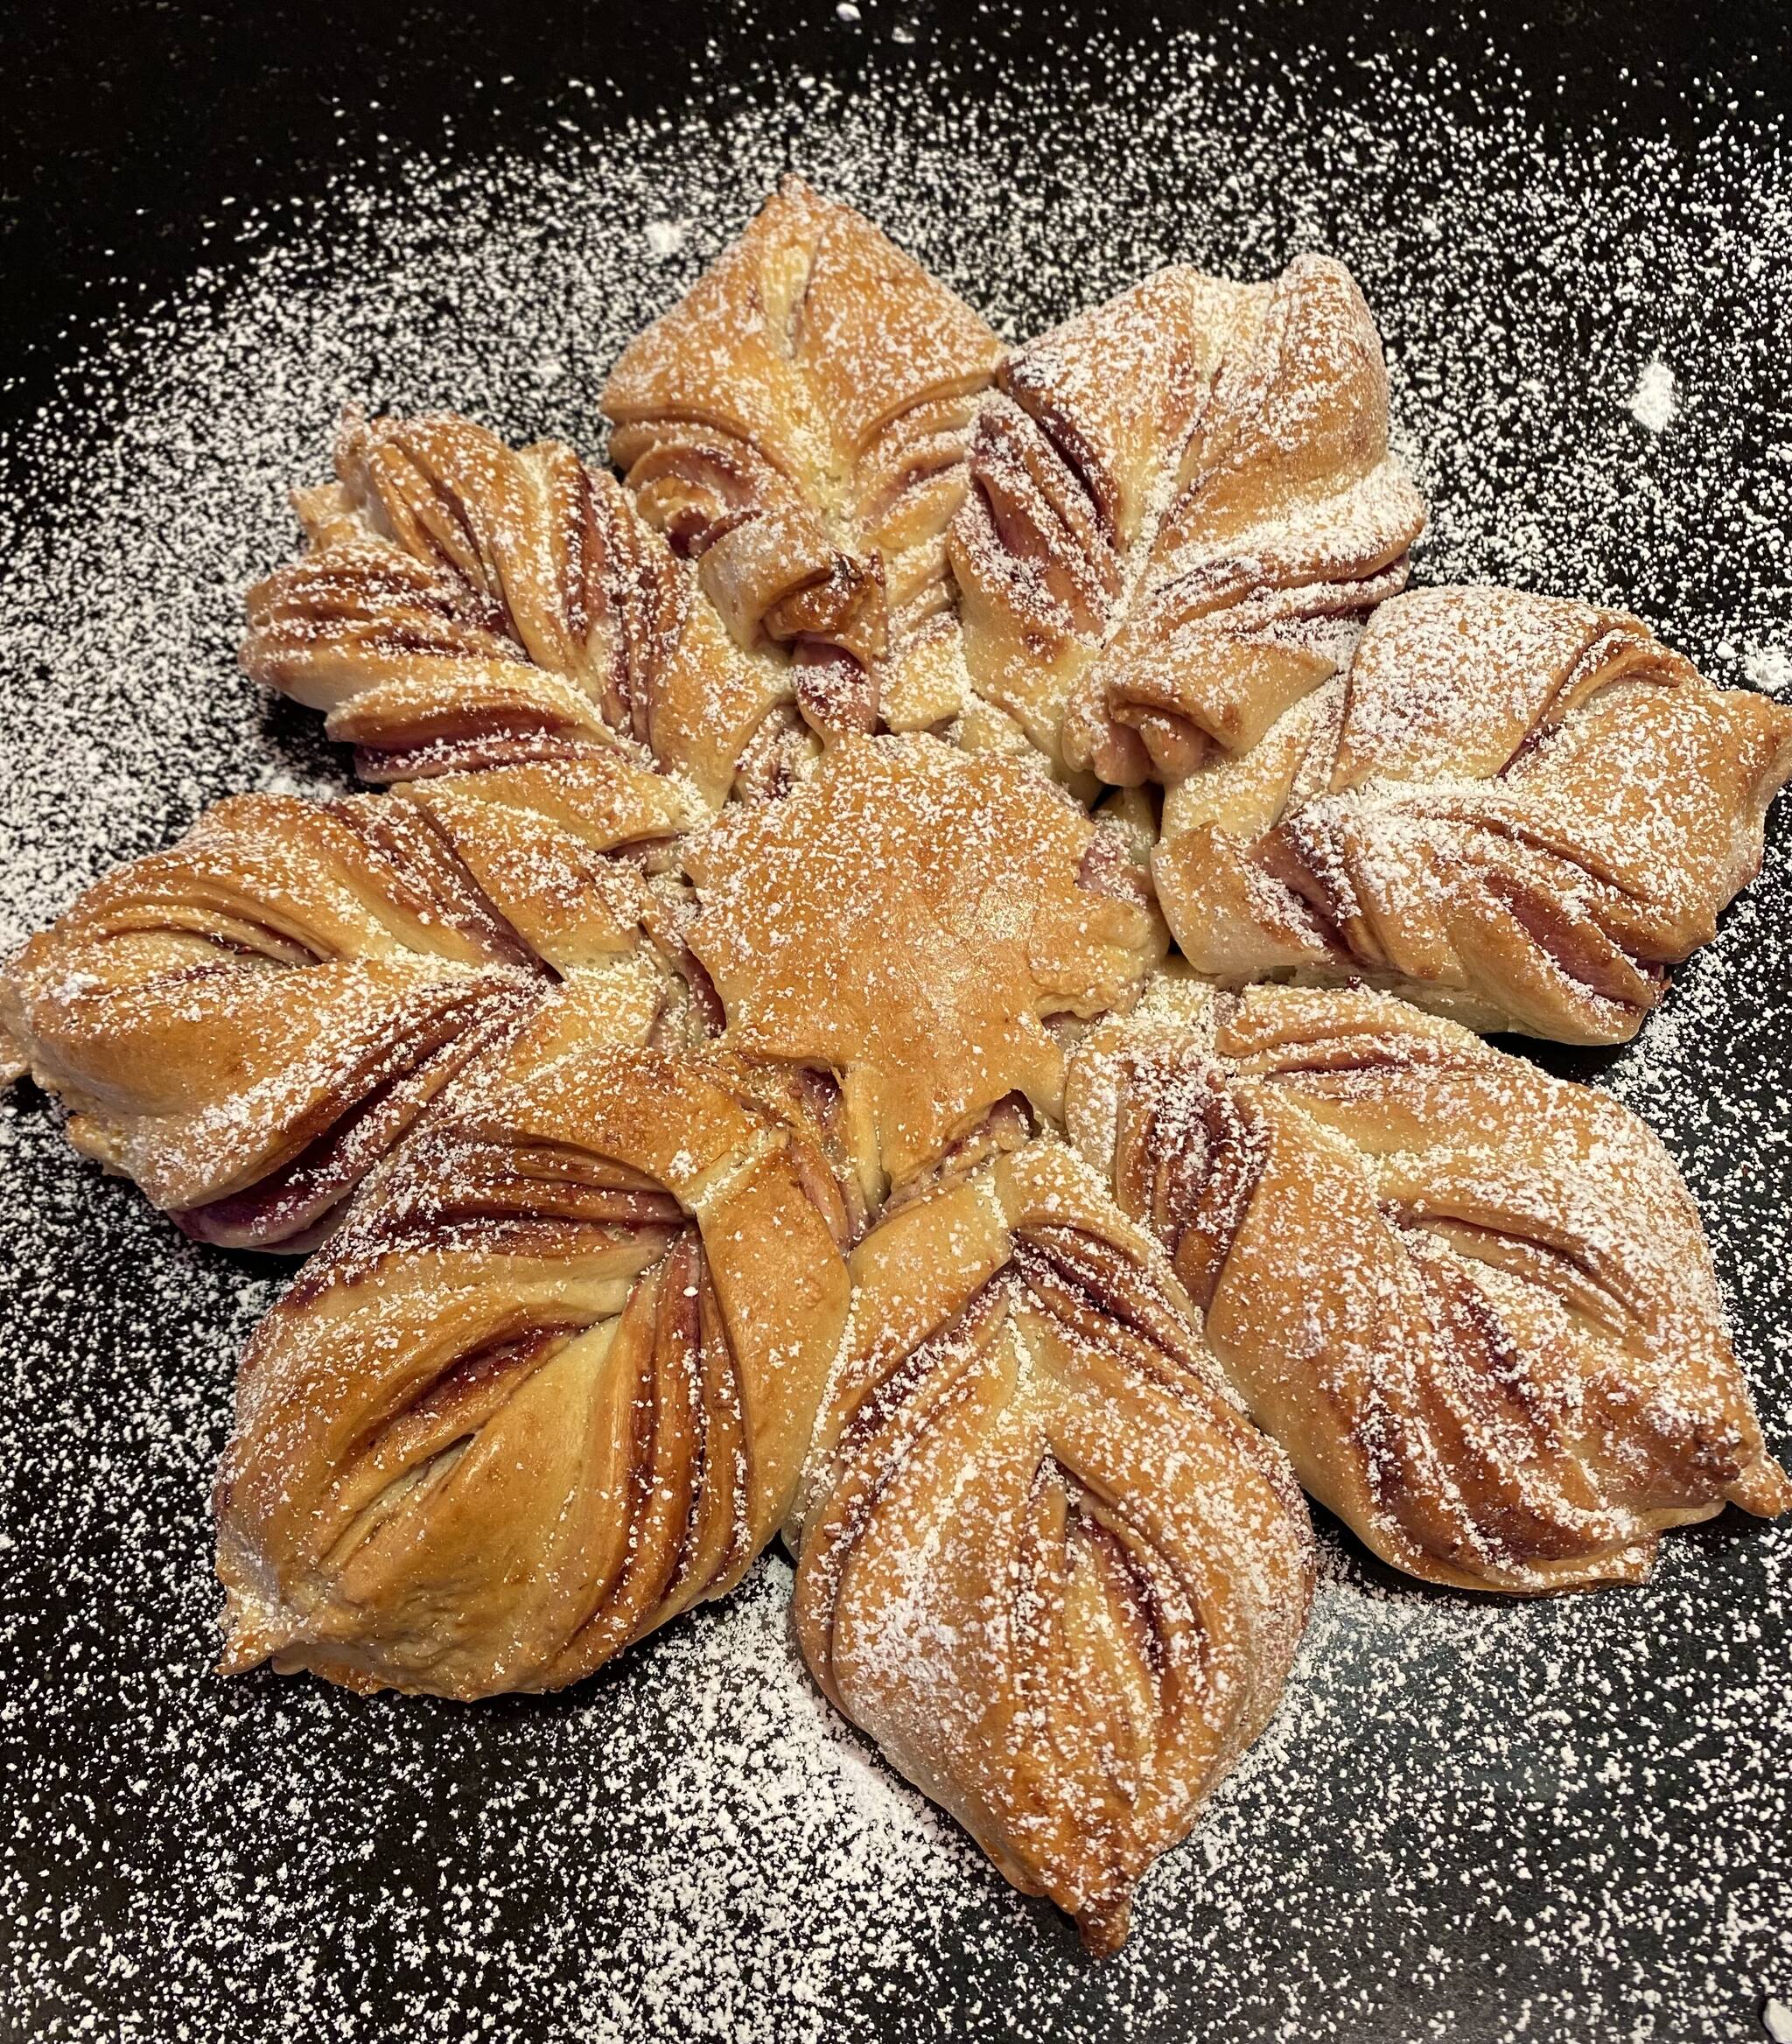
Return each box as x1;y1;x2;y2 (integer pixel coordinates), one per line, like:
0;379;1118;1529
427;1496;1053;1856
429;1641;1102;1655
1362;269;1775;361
1629;357;1677;432
1746;645;1792;696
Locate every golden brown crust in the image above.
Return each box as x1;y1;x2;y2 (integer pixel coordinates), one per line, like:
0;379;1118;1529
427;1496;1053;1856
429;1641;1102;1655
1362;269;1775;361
1152;585;1792;1041
683;733;1166;1194
215;1041;851;1699
1066;976;1792;1592
242;408;793;807
0;758;694;1247
603;178;1004;738
949;256;1425;779
792;1141;1313;1953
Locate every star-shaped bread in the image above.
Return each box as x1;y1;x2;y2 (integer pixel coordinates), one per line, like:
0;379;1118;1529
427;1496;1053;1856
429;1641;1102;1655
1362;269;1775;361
3;177;1788;1962
684;732;1165;1188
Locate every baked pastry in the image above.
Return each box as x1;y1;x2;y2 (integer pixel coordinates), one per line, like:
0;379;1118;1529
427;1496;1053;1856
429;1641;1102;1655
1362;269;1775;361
791;1140;1313;1954
1066;974;1792;1591
682;732;1166;1200
604;177;1004;739
242;407;794;806
217;1032;851;1696
0;754;695;1247
4;179;1788;1958
1153;584;1792;1040
949;256;1425;779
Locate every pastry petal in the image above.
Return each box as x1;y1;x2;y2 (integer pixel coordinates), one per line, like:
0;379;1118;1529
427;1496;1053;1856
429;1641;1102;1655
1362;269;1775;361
793;1141;1312;1953
605;178;1004;739
1067;976;1792;1591
243;408;791;807
0;759;696;1245
949;256;1424;778
1153;585;1792;1040
216;1043;850;1698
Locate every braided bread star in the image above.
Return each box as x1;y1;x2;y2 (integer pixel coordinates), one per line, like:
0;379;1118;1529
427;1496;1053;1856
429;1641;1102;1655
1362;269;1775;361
1066;974;1792;1592
3;181;1788;1958
1153;584;1792;1040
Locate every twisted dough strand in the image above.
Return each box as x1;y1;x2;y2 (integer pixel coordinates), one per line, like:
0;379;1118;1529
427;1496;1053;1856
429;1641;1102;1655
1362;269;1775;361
1067;976;1792;1592
243;407;795;807
792;1140;1313;1954
1153;584;1792;1040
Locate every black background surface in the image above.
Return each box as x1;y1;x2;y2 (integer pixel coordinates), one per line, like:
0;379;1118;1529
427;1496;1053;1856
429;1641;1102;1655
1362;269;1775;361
2;4;1789;2042
5;0;1788;415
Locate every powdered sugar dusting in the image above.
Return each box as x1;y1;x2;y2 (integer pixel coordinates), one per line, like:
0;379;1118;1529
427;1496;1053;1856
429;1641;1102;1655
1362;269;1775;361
3;12;1789;2042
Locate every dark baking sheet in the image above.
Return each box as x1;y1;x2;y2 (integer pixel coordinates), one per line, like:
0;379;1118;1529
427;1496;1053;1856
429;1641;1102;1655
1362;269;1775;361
2;4;1788;2040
